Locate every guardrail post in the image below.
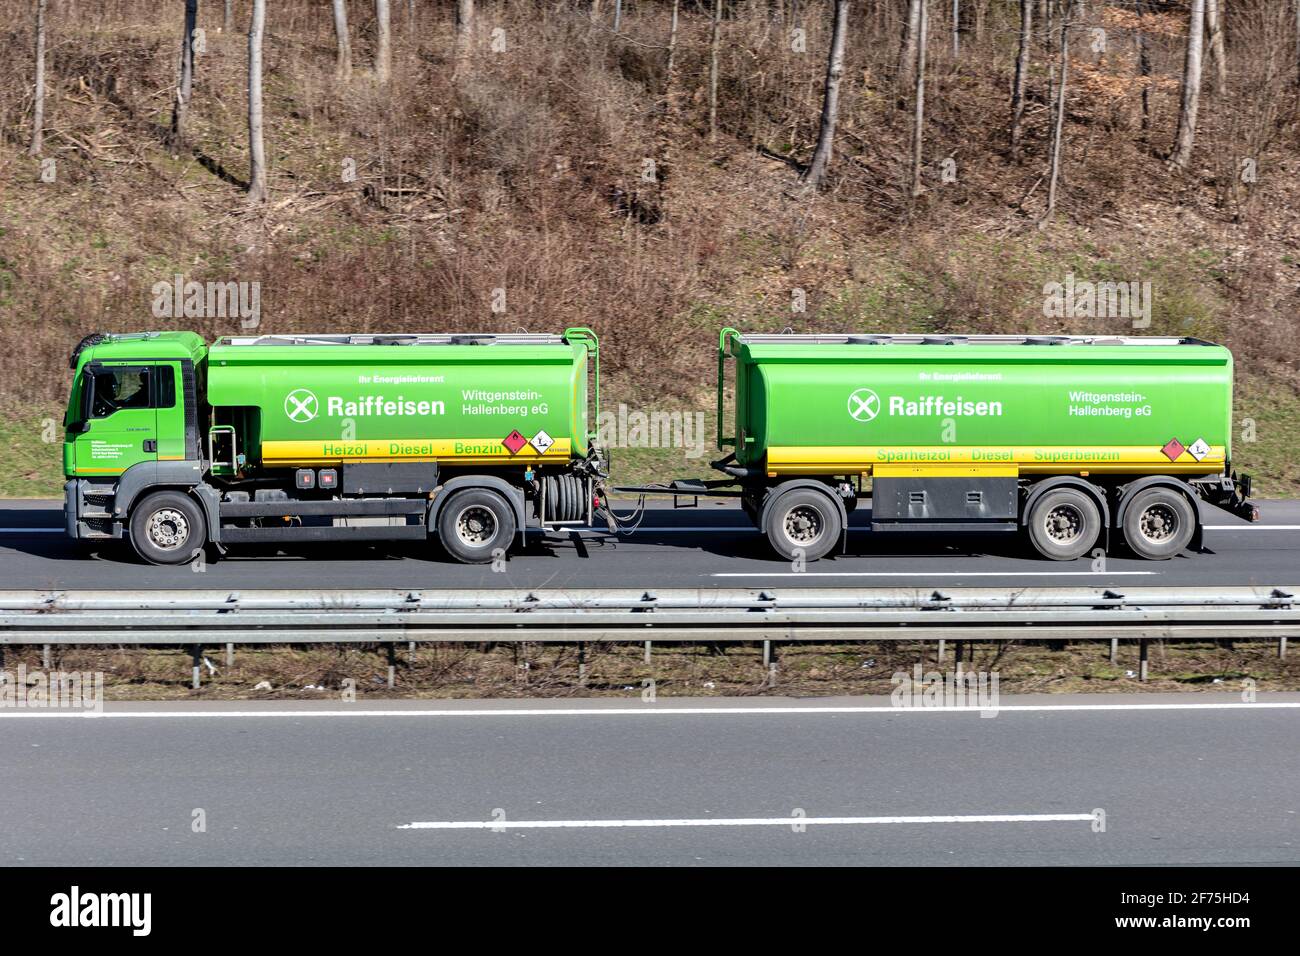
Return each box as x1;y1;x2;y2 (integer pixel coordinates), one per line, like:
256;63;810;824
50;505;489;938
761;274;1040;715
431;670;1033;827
409;640;417;664
937;639;945;663
1138;640;1149;682
644;640;652;665
42;644;51;669
226;642;234;668
386;643;397;688
191;645;202;690
1110;638;1118;664
1280;638;1288;660
578;642;587;685
954;641;964;667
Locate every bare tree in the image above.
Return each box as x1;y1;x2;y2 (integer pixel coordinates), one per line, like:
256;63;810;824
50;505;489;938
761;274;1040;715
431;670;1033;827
951;0;959;58
247;0;267;202
169;0;200;146
1042;0;1077;225
1010;0;1032;157
1170;0;1205;169
29;0;47;157
224;0;232;34
332;0;352;80
374;0;391;83
910;0;928;199
666;0;680;80
802;0;850;188
708;0;722;141
1205;0;1226;96
614;0;623;31
1136;0;1152;136
899;0;922;92
455;0;475;68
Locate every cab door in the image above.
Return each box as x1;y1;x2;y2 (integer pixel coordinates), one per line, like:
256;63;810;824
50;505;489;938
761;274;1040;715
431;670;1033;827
72;363;160;476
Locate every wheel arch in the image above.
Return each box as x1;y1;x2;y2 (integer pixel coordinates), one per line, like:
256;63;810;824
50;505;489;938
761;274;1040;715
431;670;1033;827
428;475;527;547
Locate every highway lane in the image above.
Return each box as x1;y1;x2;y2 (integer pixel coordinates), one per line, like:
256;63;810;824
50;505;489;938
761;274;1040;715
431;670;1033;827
1;695;1297;866
1;498;1298;590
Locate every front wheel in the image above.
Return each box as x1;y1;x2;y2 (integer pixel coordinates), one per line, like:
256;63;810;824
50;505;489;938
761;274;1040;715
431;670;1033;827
128;490;207;565
763;487;843;562
437;488;517;564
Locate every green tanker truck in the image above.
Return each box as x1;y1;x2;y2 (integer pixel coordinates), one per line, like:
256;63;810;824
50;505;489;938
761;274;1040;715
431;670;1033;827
61;326;1257;566
62;329;604;564
704;329;1257;561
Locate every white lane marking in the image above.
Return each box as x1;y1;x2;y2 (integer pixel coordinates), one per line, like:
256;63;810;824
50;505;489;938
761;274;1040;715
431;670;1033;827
398;812;1096;830
3;702;1298;719
1203;524;1300;530
0;528;61;534
712;571;1159;578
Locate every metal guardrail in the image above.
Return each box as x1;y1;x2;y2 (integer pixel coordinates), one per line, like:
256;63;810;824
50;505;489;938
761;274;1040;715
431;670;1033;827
0;587;1294;644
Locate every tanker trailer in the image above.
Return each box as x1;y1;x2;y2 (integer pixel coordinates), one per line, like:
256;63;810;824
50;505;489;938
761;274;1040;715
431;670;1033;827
62;329;604;564
710;329;1257;561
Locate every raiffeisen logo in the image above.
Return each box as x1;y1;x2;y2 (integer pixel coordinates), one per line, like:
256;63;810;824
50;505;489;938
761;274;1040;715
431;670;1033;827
848;389;1003;421
284;390;446;421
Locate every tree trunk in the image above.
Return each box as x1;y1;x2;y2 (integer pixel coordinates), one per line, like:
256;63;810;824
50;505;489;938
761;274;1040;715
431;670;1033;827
803;0;850;189
455;0;475;68
910;0;928;199
708;0;722;141
374;0;391;83
1042;0;1075;225
1205;0;1226;96
614;0;623;31
247;0;268;202
1136;0;1151;135
224;0;232;34
1169;0;1205;168
169;0;199;146
332;0;352;80
666;0;680;79
951;0;959;59
899;0;922;92
1010;0;1032;158
29;0;46;157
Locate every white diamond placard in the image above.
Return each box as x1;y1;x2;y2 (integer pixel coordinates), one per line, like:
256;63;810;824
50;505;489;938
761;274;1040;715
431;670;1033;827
1187;437;1210;462
529;429;555;455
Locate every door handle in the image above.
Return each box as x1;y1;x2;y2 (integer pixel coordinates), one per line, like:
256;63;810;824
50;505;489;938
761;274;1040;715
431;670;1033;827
143;439;157;453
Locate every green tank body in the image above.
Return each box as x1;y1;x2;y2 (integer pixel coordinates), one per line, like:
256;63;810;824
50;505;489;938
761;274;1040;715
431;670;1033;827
718;331;1233;478
204;331;595;469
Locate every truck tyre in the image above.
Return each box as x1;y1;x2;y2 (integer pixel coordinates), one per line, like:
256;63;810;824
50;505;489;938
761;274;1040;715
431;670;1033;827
1122;487;1196;560
1026;488;1100;561
128;490;206;565
437;488;517;564
764;487;842;562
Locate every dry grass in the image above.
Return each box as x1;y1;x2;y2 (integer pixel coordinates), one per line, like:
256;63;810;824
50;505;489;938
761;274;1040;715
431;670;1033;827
0;0;1298;488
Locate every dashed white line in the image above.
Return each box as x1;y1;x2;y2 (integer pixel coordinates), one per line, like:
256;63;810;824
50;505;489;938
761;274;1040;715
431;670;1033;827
397;812;1098;830
712;571;1159;578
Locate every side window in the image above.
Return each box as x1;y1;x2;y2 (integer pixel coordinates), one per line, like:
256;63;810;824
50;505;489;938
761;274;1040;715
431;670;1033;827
156;365;176;408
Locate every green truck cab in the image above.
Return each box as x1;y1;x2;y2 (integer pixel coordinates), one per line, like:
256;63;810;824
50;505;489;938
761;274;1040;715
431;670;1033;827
63;330;604;565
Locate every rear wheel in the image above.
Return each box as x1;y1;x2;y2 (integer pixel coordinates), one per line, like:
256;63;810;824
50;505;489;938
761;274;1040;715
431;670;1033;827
128;490;206;565
1026;488;1101;561
764;487;842;562
437;488;517;564
1122;487;1196;560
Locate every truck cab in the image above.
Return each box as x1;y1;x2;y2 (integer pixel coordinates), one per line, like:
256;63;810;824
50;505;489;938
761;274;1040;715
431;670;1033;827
63;332;206;547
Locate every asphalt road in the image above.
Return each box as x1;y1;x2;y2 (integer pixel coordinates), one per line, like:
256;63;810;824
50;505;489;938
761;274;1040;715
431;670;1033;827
1;695;1296;866
1;498;1299;590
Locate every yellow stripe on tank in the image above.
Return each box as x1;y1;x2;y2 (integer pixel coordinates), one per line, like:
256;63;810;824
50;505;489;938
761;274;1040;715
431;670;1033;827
261;438;572;466
764;445;1227;476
